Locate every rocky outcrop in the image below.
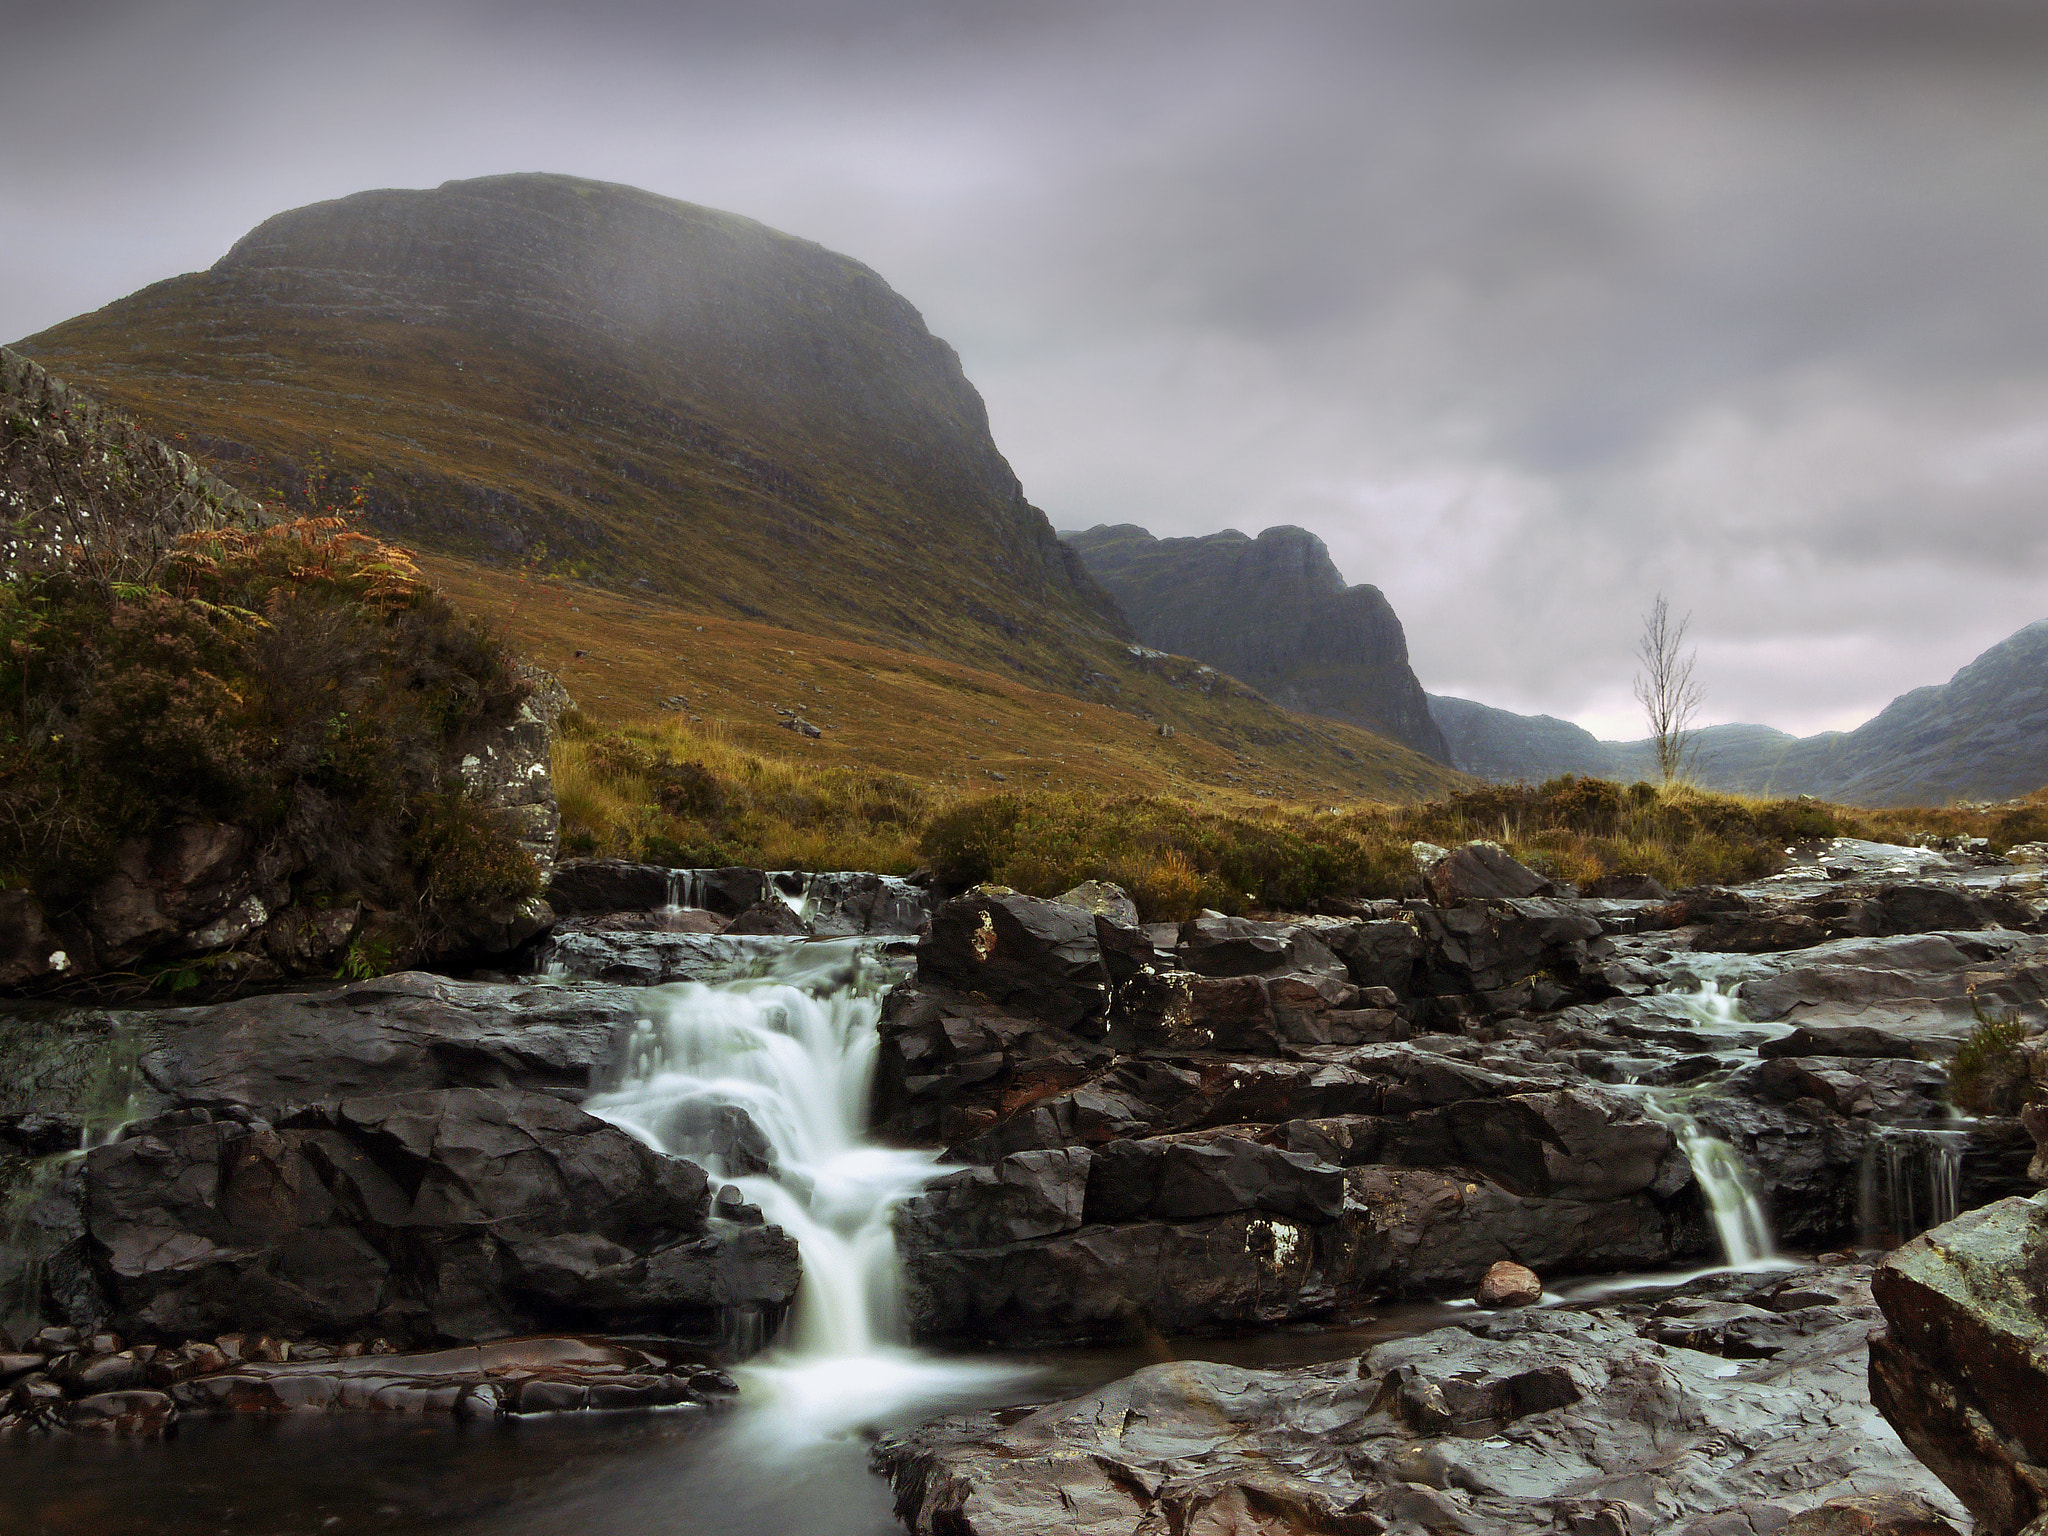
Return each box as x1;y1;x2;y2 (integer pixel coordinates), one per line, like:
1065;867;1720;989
1870;1192;2048;1535
1066;523;1450;761
83;1088;788;1346
1;973;799;1357
884;886;1714;1343
875;1266;1965;1535
880;846;2048;1344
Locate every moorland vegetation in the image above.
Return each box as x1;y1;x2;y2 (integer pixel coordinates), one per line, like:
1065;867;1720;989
557;712;2048;922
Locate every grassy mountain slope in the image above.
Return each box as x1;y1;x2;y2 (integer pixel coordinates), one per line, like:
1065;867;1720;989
421;552;1464;805
15;172;1460;802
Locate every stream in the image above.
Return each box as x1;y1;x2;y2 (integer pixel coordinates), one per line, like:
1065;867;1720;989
0;937;1969;1535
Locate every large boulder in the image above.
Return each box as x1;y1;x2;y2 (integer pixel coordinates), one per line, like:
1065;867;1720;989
138;971;648;1113
917;890;1109;1032
877;1267;1961;1534
543;860;674;914
1319;918;1427;996
82;1088;791;1347
1870;1193;2048;1535
1408;898;1605;1004
1084;1134;1345;1225
1175;915;1346;980
1423;841;1555;903
871;983;1114;1146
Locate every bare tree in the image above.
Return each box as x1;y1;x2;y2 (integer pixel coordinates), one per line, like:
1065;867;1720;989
1634;593;1704;784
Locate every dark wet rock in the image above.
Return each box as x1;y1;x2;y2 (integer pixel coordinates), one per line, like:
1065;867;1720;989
138;971;648;1112
0;889;63;990
1423;841;1554;903
1870;1193;2048;1536
1052;880;1140;928
542;860;673;914
1585;872;1670;900
62;1387;175;1436
876;1268;1960;1534
1374;1085;1685;1202
896;1149;1092;1249
799;872;931;936
1738;931;2048;1048
1760;1026;1924;1061
1408;897;1605;1002
1176;915;1345;980
162;1336;733;1420
917;890;1108;1032
1084;1134;1344;1225
1703;912;1832;953
900;1160;1688;1347
1475;1260;1541;1307
1319;918;1428;996
555;909;727;935
871;982;1113;1146
1878;885;1992;936
722;900;808;936
537;929;807;984
80;1087;787;1347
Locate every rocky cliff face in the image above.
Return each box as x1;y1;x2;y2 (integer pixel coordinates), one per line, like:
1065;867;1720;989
18;173;1126;688
1432;617;2048;803
1066;524;1449;762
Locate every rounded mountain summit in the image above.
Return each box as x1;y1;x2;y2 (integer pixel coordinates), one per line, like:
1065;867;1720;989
15;172;1125;683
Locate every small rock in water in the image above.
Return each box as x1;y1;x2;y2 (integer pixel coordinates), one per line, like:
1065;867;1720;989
1476;1261;1543;1308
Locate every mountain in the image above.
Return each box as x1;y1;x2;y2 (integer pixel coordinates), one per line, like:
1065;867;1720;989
1064;524;1450;762
15;174;1466;803
1430;617;2048;805
16;172;1121;682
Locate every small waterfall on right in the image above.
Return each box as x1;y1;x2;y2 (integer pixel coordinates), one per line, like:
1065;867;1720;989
1858;1123;1965;1247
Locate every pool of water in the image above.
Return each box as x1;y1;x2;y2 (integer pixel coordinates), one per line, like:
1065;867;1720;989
0;1297;1500;1536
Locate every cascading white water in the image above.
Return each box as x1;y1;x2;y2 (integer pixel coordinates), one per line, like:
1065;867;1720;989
1622;981;1786;1270
584;939;1017;1445
1858;1124;1964;1246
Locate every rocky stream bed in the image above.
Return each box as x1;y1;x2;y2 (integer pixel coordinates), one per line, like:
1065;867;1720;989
4;842;2048;1534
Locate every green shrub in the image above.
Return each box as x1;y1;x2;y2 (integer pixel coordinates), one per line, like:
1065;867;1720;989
1949;1008;2036;1116
0;513;535;935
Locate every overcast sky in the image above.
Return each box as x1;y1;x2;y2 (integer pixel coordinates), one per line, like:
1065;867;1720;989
5;0;2046;738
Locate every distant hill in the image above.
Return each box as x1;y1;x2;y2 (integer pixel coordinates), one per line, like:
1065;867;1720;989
1065;524;1450;762
17;174;1466;803
1430;617;2048;805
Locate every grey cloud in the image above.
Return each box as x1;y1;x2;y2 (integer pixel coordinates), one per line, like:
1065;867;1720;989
5;0;2047;736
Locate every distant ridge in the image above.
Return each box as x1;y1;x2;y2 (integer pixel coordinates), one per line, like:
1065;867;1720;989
1065;523;1450;762
1430;617;2048;805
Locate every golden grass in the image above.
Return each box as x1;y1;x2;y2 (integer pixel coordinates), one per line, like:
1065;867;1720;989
415;551;1467;806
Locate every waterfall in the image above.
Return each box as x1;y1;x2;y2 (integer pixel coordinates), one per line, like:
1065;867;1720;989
1858;1125;1964;1247
584;939;1017;1442
1624;981;1784;1270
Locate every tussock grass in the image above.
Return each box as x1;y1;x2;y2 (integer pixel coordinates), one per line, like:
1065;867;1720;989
554;714;941;874
561;734;2048;923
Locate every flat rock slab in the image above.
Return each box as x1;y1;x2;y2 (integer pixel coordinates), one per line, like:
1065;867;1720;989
875;1268;1965;1535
